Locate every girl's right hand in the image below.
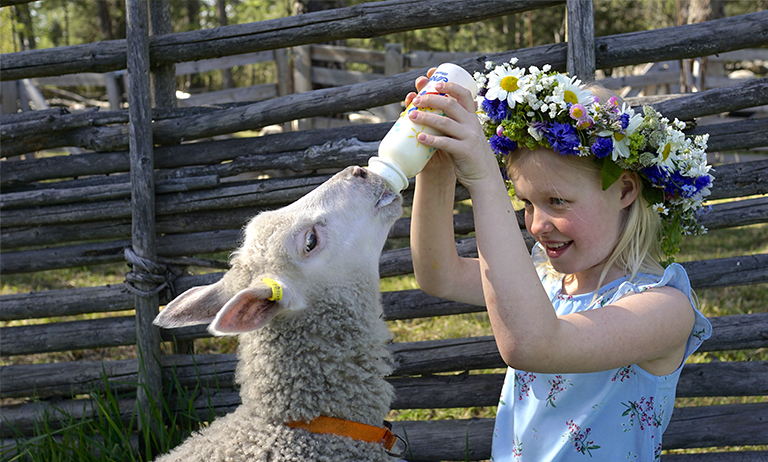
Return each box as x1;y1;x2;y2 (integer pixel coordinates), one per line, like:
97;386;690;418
406;69;458;186
408;79;501;192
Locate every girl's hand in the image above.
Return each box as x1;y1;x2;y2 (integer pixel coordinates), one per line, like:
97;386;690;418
408;79;501;191
404;67;436;108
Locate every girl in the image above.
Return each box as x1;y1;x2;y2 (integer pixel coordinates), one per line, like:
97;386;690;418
405;60;713;460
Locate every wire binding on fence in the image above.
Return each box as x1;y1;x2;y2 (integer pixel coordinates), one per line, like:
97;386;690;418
124;247;179;299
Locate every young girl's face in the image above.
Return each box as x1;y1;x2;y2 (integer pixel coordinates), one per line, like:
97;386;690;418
510;149;631;291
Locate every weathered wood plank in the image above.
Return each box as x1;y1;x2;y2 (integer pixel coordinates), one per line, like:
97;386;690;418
0;124;391;186
566;0;595;81
0;0;563;81
387;402;768;459
0;175;219;209
0;176;332;228
687;117;768;153
145;70;768;149
174;51;275;76
653;78;768;123
2;110;763;187
662;402;768;449
177;84;278;107
4;306;766;359
705;158;768;202
4;399;765;454
2;190;762;268
6;34;767;157
661;451;768;462
1;248;766;321
0;229;240;274
8;356;756;405
696;196;768;231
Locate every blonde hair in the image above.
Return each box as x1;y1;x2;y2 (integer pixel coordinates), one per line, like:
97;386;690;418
505;143;665;293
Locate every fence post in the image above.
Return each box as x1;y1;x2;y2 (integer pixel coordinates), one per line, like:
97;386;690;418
275;48;293;132
566;0;595;81
292;45;313;130
126;0;163;450
384;43;404;121
149;0;176;108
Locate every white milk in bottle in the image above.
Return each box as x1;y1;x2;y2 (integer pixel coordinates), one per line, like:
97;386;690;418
367;63;479;191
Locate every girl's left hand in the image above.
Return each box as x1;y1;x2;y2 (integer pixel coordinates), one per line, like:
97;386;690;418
408;81;500;190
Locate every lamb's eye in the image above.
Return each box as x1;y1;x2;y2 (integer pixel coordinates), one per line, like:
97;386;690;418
305;231;318;252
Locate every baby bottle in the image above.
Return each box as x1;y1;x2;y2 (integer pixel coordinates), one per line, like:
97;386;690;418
367;63;479;192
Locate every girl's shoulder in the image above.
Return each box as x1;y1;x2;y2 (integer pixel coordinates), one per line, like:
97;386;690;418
613;263;713;352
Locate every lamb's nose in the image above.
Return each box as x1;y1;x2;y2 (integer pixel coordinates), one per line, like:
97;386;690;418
352;166;368;178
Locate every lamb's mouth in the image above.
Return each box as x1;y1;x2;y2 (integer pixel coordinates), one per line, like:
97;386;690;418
375;188;400;209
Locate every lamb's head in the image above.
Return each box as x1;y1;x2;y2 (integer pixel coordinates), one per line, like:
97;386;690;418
153;166;402;335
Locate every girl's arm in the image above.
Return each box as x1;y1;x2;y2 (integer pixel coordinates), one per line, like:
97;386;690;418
409;73;485;306
411;143;485;306
410;82;696;376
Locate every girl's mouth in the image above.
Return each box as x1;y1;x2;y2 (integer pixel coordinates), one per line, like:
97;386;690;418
544;241;572;258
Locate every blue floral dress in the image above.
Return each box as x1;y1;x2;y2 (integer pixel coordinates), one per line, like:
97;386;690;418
491;245;712;461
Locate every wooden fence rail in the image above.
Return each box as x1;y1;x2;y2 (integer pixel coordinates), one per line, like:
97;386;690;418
2;1;767;460
2;11;767;157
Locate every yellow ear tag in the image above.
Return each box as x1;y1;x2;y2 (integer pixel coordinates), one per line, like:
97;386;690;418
262;278;283;301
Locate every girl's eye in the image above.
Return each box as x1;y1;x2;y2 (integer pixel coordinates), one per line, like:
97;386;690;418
305;231;318;253
550;197;568;206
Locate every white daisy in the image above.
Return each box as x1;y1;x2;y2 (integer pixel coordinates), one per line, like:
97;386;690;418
554;74;596;107
652;203;669;215
598;103;643;161
485;65;529;109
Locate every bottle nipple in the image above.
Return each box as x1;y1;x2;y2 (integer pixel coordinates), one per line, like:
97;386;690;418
367;156;409;192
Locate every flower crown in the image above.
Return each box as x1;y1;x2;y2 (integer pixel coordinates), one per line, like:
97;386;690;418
475;58;714;260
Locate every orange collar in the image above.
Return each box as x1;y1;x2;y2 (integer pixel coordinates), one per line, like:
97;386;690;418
286;415;406;456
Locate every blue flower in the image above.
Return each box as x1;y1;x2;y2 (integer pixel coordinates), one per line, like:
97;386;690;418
642;166;667;187
619;113;630;130
482;98;509;122
591;137;613;158
490;134;518;156
695;175;712;191
545;122;580;156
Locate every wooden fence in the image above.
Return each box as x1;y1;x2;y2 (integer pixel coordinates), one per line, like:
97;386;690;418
2;0;768;459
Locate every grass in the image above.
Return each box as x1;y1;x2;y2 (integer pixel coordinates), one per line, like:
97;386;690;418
1;217;766;460
1;367;218;462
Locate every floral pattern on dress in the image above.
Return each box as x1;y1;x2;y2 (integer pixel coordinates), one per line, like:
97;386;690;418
564;420;601;456
515;371;536;401
512;435;523;459
546;375;573;407
621;397;662;431
612;365;636;382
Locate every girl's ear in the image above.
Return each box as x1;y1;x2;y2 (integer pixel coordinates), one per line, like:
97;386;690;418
618;171;641;208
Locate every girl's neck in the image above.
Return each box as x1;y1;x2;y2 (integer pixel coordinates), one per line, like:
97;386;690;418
562;263;627;296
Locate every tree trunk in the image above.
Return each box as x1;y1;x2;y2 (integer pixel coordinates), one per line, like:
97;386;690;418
217;0;235;89
186;0;204;91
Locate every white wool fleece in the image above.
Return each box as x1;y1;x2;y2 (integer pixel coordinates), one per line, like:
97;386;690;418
153;167;402;462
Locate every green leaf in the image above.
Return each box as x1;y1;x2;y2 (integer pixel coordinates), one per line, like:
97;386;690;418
600;158;624;191
642;186;664;206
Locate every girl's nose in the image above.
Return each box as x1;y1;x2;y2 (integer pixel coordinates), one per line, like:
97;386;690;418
527;208;555;236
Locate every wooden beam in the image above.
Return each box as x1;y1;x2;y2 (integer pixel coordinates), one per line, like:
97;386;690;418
126;0;163;439
566;0;595;81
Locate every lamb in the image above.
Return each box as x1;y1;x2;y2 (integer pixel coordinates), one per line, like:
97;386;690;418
152;166;404;462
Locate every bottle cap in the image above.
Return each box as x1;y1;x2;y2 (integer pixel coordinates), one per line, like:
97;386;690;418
366;156;409;192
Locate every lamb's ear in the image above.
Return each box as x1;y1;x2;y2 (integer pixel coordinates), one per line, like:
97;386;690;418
209;283;283;335
153;280;229;328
